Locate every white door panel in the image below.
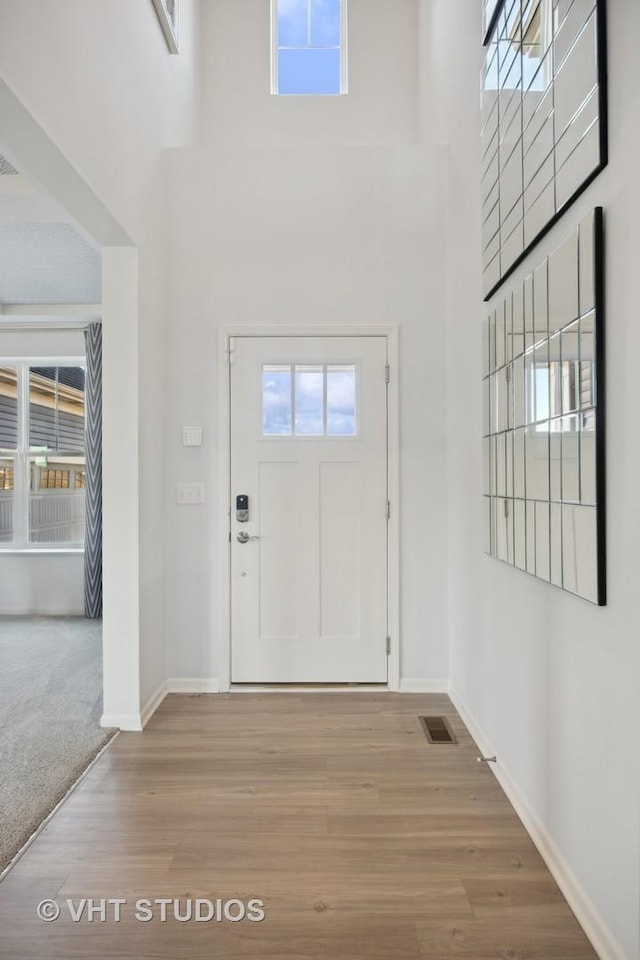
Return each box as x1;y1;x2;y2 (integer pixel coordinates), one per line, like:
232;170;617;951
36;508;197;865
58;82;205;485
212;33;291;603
230;337;388;683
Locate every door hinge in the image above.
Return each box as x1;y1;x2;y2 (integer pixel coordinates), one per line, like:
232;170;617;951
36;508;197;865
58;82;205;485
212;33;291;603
385;363;390;384
386;636;391;655
228;337;236;365
385;501;391;520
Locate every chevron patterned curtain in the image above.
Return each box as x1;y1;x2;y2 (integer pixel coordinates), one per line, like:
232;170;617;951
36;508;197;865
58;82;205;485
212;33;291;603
84;323;102;619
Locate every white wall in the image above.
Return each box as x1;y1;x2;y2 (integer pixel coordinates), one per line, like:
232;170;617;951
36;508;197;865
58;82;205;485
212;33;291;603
162;0;450;687
0;329;85;616
0;554;84;615
0;330;84;357
203;0;417;147
0;0;200;242
0;0;202;720
422;2;640;958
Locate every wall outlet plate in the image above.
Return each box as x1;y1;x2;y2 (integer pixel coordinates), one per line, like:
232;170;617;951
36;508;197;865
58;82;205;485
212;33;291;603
176;482;205;505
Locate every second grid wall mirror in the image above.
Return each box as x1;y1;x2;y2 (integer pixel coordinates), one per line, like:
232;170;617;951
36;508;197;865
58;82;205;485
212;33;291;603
482;208;605;605
481;0;608;300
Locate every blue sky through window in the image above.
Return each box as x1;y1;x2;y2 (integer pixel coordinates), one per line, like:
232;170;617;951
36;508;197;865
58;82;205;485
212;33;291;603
276;0;343;96
263;368;292;435
310;0;341;45
263;365;356;436
327;367;355;436
295;367;324;435
278;0;307;45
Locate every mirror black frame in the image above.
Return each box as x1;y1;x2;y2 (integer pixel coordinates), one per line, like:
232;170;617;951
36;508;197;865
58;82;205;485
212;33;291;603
483;0;504;46
481;0;608;301
482;208;606;605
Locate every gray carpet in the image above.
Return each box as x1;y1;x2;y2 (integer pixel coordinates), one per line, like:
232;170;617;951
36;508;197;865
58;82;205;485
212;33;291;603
0;617;116;871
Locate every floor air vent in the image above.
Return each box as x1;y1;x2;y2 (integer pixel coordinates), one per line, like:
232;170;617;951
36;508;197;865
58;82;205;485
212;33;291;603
419;716;457;744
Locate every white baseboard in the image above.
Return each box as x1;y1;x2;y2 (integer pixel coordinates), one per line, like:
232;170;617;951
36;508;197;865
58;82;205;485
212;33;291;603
0;608;85;616
449;685;627;960
167;677;220;694
229;684;388;693
100;713;143;732
398;678;449;693
141;678;222;727
102;679;221;732
141;680;169;728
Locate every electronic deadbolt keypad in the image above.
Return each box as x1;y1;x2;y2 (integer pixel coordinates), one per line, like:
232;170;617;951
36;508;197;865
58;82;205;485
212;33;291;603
236;495;249;523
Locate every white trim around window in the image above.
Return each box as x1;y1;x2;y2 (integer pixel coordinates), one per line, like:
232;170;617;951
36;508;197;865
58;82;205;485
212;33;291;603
270;0;348;96
0;357;87;552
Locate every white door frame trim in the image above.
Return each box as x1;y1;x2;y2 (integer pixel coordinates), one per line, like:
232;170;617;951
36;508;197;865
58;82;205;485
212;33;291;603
217;324;401;692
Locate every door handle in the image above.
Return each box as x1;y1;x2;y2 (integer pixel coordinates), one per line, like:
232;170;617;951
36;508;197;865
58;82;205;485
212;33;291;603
237;531;260;544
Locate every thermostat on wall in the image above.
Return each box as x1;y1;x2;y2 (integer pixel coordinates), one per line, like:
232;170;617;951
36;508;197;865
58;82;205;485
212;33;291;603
182;426;202;447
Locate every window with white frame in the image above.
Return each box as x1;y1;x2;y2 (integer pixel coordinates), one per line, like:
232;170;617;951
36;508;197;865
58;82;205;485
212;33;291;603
263;363;357;436
272;0;347;96
0;363;86;548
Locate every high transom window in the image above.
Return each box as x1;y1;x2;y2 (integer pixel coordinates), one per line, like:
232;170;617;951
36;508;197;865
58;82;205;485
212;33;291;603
272;0;347;96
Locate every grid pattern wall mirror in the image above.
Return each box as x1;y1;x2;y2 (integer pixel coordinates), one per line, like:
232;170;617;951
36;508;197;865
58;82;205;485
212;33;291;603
151;0;179;53
482;208;605;605
481;0;608;300
483;0;503;44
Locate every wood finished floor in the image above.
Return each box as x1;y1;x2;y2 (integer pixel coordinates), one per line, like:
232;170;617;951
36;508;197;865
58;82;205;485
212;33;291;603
0;693;598;959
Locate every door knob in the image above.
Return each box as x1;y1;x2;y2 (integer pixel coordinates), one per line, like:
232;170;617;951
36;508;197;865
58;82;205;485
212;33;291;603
237;531;260;543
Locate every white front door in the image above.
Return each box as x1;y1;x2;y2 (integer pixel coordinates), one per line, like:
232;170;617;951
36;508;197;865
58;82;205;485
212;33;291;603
230;336;389;683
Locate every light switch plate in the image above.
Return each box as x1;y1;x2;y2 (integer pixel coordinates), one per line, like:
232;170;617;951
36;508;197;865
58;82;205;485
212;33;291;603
183;426;202;447
176;482;205;504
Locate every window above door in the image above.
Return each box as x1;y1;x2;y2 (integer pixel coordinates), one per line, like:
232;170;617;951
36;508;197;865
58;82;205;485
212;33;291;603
271;0;348;96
